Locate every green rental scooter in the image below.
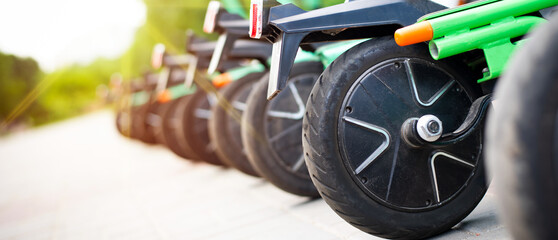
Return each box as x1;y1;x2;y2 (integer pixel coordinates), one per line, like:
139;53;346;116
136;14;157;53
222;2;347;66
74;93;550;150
259;0;555;238
249;0;535;238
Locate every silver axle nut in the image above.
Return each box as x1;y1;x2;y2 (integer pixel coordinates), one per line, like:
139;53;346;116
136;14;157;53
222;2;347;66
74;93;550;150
417;115;443;142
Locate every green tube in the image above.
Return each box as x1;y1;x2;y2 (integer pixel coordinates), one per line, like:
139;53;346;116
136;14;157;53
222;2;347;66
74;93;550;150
131;91;150;107
227;62;266;81
429;0;558;39
294;49;320;64
167;84;198;100
315;39;367;67
431;16;545;60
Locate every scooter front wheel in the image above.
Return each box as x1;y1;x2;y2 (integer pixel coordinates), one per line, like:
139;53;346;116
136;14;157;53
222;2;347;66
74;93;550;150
181;88;225;166
162;95;199;160
209;72;265;177
243;61;324;197
303;37;487;239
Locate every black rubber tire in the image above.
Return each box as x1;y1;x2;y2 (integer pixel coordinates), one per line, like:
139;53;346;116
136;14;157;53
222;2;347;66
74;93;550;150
115;110;130;136
153;101;173;145
181;88;225;166
115;101;154;143
115;88;135;138
303;37;487;239
174;95;202;162
161;95;199;160
209;72;266;177
242;61;324;197
138;101;158;144
486;16;558;240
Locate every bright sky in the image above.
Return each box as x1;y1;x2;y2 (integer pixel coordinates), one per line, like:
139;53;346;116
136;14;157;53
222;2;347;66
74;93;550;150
0;0;146;72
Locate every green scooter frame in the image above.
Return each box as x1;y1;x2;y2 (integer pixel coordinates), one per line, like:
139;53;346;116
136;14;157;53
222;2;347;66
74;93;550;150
250;0;511;238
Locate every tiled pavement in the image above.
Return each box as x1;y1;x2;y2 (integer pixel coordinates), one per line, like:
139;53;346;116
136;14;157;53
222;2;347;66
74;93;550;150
0;111;510;240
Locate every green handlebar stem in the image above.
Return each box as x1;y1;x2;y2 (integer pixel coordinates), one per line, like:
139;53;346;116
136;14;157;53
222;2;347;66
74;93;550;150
420;0;557;82
430;16;544;60
427;0;557;39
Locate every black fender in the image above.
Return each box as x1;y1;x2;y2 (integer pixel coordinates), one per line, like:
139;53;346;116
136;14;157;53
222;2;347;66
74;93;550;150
185;30;245;71
208;17;272;74
207;32;272;74
207;13;251;74
208;37;272;74
184;36;252;73
213;12;245;34
167;66;190;86
261;0;446;99
228;40;272;64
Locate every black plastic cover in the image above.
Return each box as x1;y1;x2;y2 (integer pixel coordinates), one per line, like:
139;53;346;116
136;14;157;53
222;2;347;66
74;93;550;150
263;0;446;99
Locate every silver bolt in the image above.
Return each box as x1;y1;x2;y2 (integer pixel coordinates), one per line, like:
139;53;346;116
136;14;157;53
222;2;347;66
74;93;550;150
417;115;443;142
427;120;440;134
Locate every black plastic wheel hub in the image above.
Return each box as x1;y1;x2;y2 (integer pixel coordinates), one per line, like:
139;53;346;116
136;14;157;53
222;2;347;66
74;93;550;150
338;58;482;211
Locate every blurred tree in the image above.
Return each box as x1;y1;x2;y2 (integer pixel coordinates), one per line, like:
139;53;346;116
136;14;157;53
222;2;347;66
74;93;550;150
31;58;120;125
0;51;42;126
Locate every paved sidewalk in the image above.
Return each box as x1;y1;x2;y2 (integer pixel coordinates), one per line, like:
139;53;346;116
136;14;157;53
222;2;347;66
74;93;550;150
0;111;509;240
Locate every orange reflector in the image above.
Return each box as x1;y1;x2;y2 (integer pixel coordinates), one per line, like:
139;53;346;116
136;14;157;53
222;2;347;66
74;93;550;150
158;90;172;103
213;73;232;88
394;21;434;47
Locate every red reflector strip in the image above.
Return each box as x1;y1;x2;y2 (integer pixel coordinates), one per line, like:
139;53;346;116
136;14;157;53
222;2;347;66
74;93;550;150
249;0;262;39
250;4;258;38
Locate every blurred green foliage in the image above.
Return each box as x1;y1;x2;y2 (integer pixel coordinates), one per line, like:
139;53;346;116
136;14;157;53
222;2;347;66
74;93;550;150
0;0;344;131
0;52;121;129
0;51;43;125
32;58;120;125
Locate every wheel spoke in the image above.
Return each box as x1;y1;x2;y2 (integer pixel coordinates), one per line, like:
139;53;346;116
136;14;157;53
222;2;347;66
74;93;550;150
232;101;247;111
405;60;456;107
206;141;216;152
429;151;475;203
207;93;217;106
269;121;303;143
146;113;162;127
372;71;415;109
267;83;305;120
292;154;305;172
385;136;401;201
343;116;391;174
195;109;211;119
